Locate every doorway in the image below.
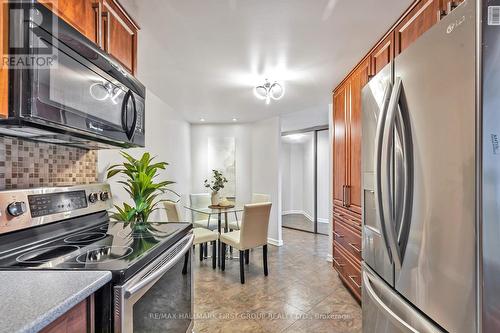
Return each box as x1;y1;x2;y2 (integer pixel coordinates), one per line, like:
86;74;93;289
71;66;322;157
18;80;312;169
281;127;329;235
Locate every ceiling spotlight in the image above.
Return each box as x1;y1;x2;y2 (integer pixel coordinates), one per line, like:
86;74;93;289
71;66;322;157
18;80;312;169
200;118;205;122
232;118;237;122
253;79;285;104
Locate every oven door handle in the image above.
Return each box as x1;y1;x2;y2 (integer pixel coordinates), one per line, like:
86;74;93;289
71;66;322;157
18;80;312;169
124;233;194;298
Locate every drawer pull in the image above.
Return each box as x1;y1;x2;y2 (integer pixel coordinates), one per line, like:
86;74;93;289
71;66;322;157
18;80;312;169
333;231;344;238
349;275;362;289
348;243;362;253
333;257;345;268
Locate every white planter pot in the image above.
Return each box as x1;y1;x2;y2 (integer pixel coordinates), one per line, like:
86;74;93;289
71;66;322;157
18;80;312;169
211;192;219;206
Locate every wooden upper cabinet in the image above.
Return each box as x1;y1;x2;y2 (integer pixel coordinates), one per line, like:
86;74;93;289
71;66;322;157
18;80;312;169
347;58;370;214
101;0;138;74
394;0;440;56
370;32;394;76
333;83;348;208
39;0;99;43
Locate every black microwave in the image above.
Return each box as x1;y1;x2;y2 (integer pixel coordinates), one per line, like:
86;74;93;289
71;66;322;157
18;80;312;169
0;2;145;149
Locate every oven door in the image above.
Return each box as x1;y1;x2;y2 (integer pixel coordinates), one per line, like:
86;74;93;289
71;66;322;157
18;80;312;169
114;233;194;333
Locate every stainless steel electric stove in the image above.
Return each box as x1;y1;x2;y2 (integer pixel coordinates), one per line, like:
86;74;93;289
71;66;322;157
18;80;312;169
0;183;193;333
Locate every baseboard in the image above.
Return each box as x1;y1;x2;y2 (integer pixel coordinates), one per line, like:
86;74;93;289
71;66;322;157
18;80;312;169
303;211;313;222
267;237;284;247
282;210;303;215
317;218;329;224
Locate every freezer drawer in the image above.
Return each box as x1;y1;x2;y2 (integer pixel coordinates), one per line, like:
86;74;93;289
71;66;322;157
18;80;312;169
362;263;444;333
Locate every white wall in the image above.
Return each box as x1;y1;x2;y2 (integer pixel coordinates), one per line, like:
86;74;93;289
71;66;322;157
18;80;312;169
280;106;329;133
190;124;252;204
190;118;283;246
252;117;282;246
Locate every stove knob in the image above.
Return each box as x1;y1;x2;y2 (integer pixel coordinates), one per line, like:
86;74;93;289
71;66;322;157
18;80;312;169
7;201;26;217
88;192;99;203
100;191;110;201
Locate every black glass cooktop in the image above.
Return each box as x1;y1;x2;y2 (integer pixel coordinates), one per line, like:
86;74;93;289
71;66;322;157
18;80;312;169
0;221;192;283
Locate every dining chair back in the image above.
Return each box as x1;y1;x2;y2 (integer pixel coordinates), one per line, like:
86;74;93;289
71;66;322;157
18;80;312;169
252;193;271;203
163;201;182;222
189;193;210;222
239;202;272;250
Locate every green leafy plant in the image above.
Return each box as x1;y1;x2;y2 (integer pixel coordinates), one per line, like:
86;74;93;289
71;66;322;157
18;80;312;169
107;151;178;225
204;169;228;193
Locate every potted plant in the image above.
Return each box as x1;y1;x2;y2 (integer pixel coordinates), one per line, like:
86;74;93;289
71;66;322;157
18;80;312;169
106;151;178;225
204;169;228;206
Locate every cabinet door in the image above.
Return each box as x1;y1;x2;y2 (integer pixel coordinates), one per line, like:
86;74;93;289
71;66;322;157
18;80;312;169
101;0;137;74
347;58;370;215
41;298;90;333
394;0;440;56
0;1;7;118
39;0;99;43
370;32;394;76
333;83;348;208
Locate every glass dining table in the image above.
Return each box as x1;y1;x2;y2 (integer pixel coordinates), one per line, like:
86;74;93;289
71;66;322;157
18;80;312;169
184;204;244;267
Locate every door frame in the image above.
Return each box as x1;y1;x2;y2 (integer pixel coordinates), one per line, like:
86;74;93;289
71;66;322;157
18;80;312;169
281;125;329;235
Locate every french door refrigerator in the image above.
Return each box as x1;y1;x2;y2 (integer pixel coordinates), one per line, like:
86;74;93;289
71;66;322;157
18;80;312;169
361;0;500;332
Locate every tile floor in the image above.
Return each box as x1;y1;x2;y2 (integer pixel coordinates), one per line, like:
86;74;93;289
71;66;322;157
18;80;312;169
282;214;329;235
193;228;362;333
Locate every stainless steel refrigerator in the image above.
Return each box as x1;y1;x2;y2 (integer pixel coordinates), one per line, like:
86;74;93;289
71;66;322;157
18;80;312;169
361;0;500;332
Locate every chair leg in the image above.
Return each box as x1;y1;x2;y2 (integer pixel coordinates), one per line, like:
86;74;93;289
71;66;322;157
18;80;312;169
221;243;226;271
263;245;268;276
245;250;249;265
239;250;245;284
212;241;217;269
199;244;204;261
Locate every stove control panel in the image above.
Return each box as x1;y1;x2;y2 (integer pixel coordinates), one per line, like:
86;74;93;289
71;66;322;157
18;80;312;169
28;190;88;218
0;183;113;234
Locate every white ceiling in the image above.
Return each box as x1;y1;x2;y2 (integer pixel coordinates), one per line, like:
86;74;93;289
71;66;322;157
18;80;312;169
123;0;412;124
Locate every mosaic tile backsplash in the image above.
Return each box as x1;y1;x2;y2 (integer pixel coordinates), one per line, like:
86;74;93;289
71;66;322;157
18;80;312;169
0;137;97;190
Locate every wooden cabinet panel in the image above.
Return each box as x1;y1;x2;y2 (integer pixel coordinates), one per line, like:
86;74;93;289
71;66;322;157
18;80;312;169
395;0;440;55
333;240;361;301
102;0;137;74
347;58;369;215
370;32;394;76
333;204;361;230
334;220;362;261
41;298;90;333
333;84;348;207
39;0;98;43
0;1;8;119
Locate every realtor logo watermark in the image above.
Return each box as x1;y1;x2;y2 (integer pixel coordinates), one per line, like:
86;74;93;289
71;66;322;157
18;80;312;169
1;0;58;69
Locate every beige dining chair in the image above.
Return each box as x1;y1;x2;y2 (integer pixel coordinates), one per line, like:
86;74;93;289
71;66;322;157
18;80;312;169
164;201;218;269
228;193;271;230
189;193;218;230
220;202;272;284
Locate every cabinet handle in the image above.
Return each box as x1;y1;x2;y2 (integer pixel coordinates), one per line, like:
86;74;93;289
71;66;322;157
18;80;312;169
342;185;346;207
348;242;362;253
333;231;344;238
344;185;351;207
333;257;345;268
349;275;362;289
93;2;103;48
102;11;111;52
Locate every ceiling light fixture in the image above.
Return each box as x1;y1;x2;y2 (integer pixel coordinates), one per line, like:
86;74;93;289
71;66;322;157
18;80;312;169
253;79;285;104
232;118;237;122
200;118;205;122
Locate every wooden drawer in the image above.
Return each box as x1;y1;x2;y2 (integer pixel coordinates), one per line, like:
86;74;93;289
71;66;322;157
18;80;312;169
333;220;362;261
333;241;361;300
333;204;361;230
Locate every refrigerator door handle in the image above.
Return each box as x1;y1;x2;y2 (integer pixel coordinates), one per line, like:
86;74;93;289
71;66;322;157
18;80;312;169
363;265;444;333
394;87;413;259
381;77;403;268
375;82;394;263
